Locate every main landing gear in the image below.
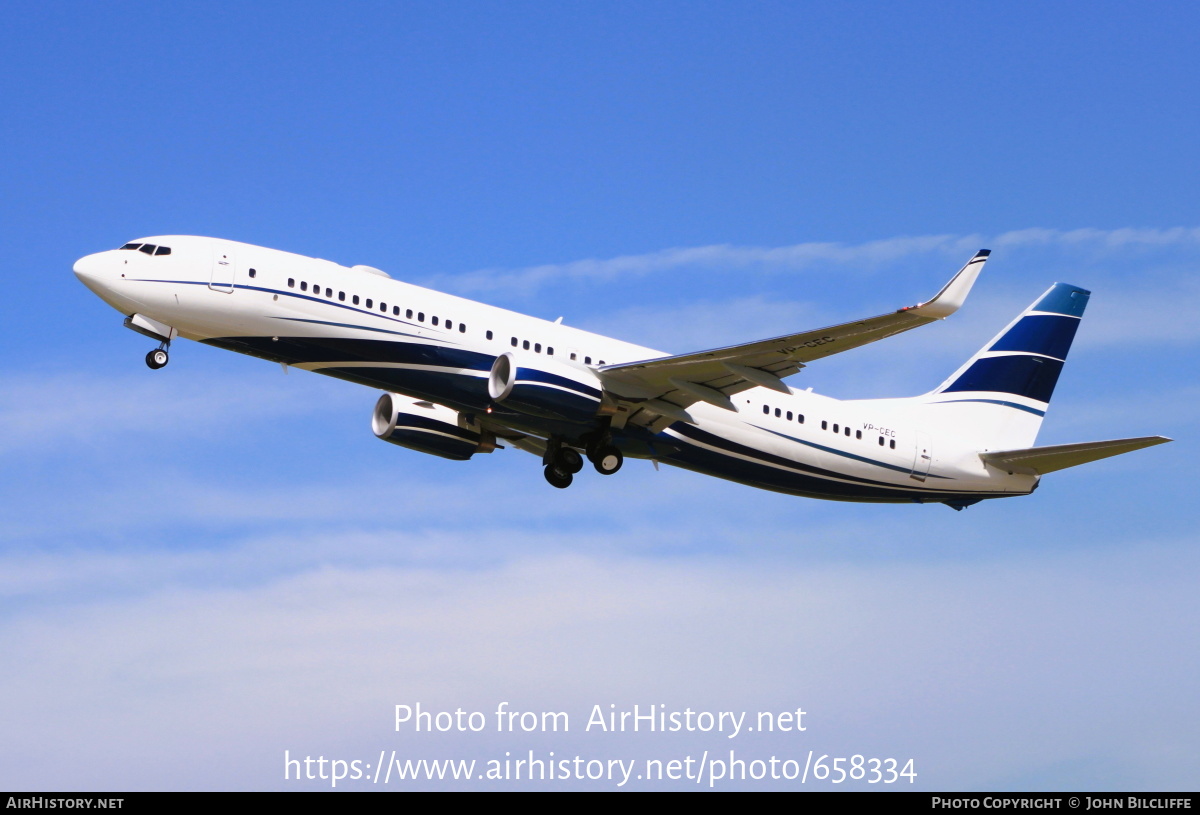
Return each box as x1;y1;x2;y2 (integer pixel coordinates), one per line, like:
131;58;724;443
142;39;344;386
543;444;584;489
541;434;625;488
145;342;170;370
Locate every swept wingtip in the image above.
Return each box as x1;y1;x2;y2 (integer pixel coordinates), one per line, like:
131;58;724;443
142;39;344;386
912;250;988;318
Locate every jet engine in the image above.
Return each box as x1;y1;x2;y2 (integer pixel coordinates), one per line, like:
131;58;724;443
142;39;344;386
487;352;615;423
372;394;498;461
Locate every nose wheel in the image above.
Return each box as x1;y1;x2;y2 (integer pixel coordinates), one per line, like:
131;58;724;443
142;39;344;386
145;345;170;370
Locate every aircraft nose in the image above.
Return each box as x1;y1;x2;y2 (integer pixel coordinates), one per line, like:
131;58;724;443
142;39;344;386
73;251;116;293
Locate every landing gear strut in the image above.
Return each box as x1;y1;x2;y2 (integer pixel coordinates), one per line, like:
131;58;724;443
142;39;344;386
145;341;170;370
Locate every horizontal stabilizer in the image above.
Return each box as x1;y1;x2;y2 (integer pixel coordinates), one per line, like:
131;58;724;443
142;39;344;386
980;436;1172;475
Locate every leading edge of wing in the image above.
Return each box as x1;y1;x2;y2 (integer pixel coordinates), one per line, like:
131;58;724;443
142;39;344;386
599;250;990;408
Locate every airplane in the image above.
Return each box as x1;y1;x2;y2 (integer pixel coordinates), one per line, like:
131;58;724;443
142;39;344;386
73;236;1171;509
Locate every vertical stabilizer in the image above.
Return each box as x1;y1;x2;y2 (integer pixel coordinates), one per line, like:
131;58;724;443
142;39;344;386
918;282;1090;450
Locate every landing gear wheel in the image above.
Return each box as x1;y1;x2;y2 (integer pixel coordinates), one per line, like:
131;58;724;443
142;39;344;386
544;465;573;489
145;348;169;370
555;447;584;474
593;445;623;475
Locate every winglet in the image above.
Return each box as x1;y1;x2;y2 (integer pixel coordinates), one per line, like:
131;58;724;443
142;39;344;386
903;249;990;319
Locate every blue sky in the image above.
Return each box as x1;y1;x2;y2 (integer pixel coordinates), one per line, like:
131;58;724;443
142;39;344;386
1;1;1197;790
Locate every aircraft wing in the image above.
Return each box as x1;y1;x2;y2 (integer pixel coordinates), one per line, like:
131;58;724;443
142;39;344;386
599;250;990;420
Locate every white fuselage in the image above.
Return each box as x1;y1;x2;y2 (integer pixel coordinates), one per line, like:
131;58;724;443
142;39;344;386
74;236;1037;505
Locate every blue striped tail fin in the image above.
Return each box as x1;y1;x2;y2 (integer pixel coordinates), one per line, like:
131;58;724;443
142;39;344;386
919;283;1091;448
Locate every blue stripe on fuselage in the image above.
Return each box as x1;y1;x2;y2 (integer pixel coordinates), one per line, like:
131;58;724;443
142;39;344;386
662;424;998;502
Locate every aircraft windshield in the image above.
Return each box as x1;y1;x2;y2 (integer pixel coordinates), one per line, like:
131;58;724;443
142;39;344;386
120;242;171;255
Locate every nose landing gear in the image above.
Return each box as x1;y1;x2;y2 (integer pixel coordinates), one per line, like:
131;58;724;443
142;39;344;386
145;342;170;370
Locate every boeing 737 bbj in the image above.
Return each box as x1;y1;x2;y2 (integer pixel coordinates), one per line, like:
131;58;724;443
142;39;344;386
73;237;1170;509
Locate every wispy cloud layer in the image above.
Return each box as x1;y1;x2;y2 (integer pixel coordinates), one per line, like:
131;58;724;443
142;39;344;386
432;227;1200;297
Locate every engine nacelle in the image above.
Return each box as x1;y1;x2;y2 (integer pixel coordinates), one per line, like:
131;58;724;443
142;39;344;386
372;394;497;461
487;352;614;423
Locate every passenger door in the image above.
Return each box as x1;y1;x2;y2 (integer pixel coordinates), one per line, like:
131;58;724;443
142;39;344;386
209;245;237;292
911;431;933;481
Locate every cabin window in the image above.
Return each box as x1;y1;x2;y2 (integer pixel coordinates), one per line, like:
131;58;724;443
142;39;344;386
352;295;360;305
797;414;804;424
570;352;577;361
460;324;467;334
339;292;345;301
855;430;862;440
844;427;851;437
821;420;828;430
547;346;553;355
890;439;896;449
406;309;413;319
288;278;295;288
774;408;781;417
762;405;769;415
585;356;592;365
786;411;793;421
247;268;256;278
418;312;424;322
445;320;452;330
879;437;885;446
366;299;373;308
380;302;387;312
393;306;399;315
300;281;308;292
486;330;493;340
832;423;839;433
511;337;518;347
522;340;530;350
432;316;438;326
534;343;541;353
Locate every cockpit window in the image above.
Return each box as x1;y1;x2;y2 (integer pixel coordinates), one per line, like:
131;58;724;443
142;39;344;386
139;244;157;255
121;243;142;250
154;246;171;256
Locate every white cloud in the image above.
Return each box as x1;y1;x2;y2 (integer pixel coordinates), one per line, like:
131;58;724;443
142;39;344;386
0;371;356;455
0;537;1195;790
430;226;1200;297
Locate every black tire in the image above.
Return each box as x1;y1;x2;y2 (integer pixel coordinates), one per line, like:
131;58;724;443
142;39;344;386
146;349;169;369
556;447;584;474
593;445;623;475
544;465;573;489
